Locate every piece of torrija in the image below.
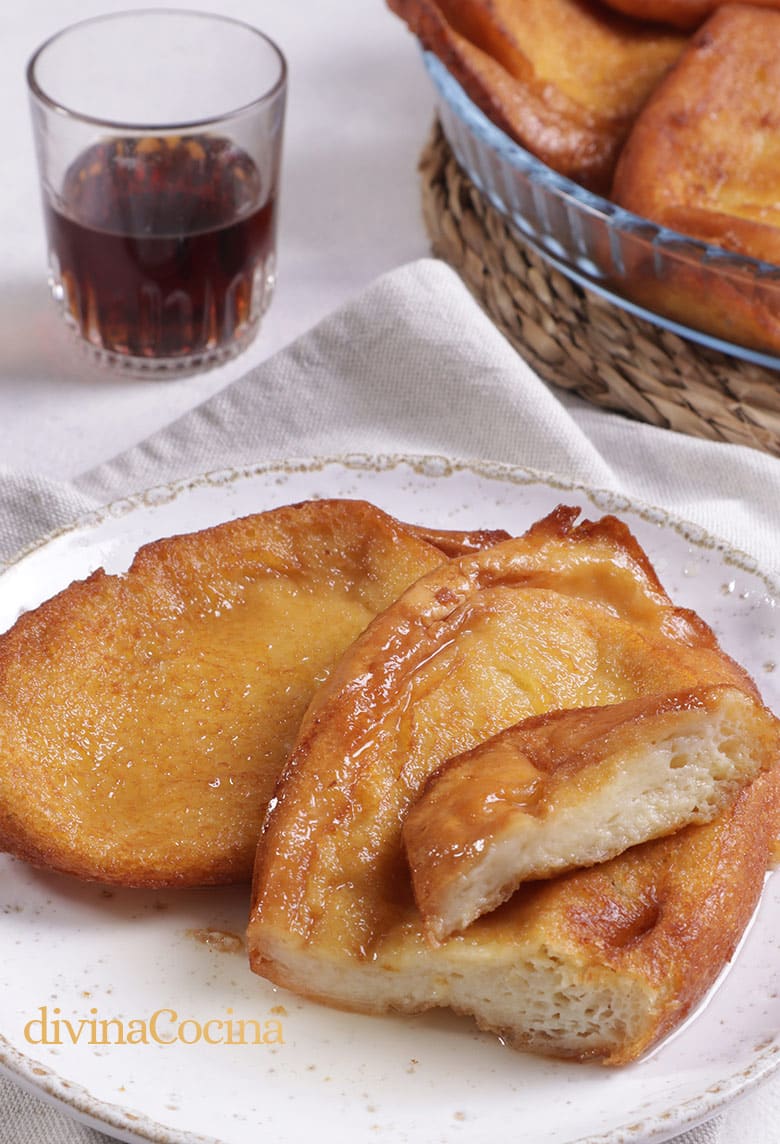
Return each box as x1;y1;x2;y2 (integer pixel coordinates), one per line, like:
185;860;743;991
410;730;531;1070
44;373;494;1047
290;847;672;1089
0;498;505;887
387;0;686;191
248;506;779;1064
404;685;779;942
609;6;780;354
599;0;780;32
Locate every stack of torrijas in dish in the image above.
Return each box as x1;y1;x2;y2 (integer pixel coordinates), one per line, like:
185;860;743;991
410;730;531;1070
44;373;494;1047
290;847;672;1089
388;0;780;354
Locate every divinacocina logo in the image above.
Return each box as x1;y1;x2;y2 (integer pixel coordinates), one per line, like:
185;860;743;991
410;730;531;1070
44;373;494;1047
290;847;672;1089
24;1006;285;1047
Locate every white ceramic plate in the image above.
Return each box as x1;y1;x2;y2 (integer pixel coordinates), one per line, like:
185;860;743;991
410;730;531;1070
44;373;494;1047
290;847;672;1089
0;455;777;1144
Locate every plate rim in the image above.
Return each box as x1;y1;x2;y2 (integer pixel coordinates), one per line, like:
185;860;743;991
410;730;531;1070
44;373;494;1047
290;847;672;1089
1;452;775;592
0;450;777;1144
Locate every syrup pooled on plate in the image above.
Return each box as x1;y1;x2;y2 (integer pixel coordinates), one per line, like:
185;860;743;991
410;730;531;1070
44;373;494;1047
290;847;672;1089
44;134;276;362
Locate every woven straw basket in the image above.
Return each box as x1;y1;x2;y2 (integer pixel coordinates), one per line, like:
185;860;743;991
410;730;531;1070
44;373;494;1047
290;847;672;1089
420;122;780;457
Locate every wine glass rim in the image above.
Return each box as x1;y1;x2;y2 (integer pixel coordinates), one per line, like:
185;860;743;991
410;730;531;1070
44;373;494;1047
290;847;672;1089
26;8;287;131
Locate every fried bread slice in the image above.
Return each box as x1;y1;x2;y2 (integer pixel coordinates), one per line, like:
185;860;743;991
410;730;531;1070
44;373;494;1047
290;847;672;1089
388;0;686;191
252;767;778;1065
601;0;780;31
612;7;780;257
248;507;769;1062
610;6;780;351
0;498;487;888
404;685;779;942
403;520;510;556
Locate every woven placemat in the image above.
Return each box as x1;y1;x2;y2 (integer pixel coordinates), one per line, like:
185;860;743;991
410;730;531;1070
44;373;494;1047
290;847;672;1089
420;121;780;456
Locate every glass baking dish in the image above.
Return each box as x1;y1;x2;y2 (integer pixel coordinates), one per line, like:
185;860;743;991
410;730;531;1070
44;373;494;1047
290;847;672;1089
423;52;780;371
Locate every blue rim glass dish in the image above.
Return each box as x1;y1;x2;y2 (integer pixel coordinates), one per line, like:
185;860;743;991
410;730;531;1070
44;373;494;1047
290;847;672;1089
424;52;780;372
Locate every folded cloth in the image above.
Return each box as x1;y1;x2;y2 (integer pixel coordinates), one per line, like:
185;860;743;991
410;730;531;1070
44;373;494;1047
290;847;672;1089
0;259;777;1143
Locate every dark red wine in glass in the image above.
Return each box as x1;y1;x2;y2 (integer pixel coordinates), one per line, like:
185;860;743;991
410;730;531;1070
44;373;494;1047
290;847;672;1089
44;133;276;364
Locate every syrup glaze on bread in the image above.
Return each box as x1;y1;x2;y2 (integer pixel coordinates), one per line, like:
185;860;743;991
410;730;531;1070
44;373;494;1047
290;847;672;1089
247;506;775;1062
0;499;493;887
404;685;779;942
610;6;780;352
612;6;780;259
252;764;779;1064
391;0;780;354
601;0;780;31
387;0;686;192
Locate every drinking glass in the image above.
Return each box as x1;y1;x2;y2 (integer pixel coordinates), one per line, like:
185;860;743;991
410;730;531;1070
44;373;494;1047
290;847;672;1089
27;10;287;376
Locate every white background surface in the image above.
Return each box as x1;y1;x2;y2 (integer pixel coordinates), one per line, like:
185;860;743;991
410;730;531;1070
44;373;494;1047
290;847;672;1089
1;0;431;479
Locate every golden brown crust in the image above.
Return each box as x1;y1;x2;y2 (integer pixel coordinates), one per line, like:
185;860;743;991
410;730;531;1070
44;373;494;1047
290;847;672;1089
403;522;511;556
247;506;773;1062
610;6;780;351
477;763;780;1063
388;0;686;191
249;766;779;1063
612;8;780;252
403;685;779;940
0;499;456;887
545;765;780;1063
601;0;780;32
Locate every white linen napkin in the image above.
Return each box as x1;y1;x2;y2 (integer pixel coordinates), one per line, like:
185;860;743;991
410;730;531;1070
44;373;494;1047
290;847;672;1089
0;258;777;1144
